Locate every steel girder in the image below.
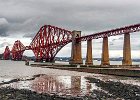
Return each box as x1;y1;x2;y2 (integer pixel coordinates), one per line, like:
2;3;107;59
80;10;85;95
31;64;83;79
11;40;26;60
3;46;10;60
30;25;72;62
78;23;140;41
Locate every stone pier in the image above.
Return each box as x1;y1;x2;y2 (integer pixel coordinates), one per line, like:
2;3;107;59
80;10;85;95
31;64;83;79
69;31;83;64
85;39;93;65
101;37;110;65
122;33;132;65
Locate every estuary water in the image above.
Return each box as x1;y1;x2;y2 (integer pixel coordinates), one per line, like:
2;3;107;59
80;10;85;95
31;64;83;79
0;60;140;97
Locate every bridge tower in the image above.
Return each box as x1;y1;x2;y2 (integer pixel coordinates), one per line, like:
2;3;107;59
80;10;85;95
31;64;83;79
69;31;83;64
3;46;10;60
85;39;93;65
101;37;110;65
122;33;132;65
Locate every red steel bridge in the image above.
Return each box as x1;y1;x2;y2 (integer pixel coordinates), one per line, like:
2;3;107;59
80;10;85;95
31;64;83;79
3;23;140;64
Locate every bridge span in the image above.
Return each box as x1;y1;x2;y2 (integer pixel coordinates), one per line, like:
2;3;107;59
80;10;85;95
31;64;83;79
3;23;140;66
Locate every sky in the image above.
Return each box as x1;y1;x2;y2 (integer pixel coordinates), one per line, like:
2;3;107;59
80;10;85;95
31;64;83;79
0;0;140;58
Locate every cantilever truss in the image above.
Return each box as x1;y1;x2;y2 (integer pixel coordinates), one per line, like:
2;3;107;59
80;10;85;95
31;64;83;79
29;25;72;62
3;46;10;60
11;40;26;60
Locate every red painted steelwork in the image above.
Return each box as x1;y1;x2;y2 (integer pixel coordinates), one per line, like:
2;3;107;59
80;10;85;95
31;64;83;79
3;46;10;60
77;23;140;41
11;40;26;60
29;25;72;62
4;23;140;62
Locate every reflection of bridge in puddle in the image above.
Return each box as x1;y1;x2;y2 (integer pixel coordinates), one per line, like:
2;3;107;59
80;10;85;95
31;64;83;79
31;75;95;96
2;75;99;96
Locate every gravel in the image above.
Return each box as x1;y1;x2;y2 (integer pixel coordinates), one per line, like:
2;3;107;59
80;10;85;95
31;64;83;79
86;77;140;100
0;87;84;100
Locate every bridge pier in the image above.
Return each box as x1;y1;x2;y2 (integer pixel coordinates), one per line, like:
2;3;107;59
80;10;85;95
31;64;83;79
122;33;132;65
101;37;110;65
69;31;83;64
85;39;93;65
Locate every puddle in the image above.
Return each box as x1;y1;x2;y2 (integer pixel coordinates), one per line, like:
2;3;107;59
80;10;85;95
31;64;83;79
1;75;100;97
1;74;140;97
